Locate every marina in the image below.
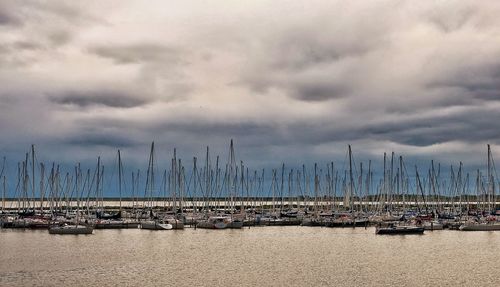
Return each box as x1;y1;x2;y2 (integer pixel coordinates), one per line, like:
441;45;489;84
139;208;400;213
1;142;500;235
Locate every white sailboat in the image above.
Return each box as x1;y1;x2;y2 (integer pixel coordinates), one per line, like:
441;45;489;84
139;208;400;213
140;220;173;230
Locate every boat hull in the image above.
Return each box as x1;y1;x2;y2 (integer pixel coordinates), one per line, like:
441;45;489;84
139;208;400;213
48;225;94;235
140;221;173;230
166;219;184;230
94;221;139;229
376;226;424;235
459;223;500;231
228;220;243;229
424;222;444;230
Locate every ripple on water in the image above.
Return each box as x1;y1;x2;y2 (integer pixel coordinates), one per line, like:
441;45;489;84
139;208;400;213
1;227;499;286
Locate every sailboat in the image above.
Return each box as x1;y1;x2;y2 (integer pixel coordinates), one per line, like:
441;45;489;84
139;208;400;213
423;220;444;230
140;219;173;230
196;215;231;229
48;161;94;235
48;222;94;234
138;143;173;231
459;220;500;231
459;145;500;231
375;223;425;235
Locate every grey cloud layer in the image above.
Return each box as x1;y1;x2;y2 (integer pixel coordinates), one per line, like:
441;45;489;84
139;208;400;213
0;0;499;172
50;90;148;108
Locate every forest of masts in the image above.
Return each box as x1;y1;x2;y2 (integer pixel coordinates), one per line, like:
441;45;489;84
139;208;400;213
1;141;499;215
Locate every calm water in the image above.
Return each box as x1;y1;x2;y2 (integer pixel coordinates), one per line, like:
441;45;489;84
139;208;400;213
1;227;499;286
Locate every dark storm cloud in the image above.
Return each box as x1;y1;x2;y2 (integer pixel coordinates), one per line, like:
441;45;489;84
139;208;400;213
49;90;149;108
0;9;21;26
358;107;500;147
75;116;276;143
159;121;273;139
63;132;139;148
289;81;347;101
428;60;500;91
244;69;352;102
47;30;72;46
12;41;44;51
268;36;369;73
89;44;186;65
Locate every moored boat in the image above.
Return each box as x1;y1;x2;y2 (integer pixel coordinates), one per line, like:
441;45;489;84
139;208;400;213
48;224;94;235
140;220;173;230
196;216;230;229
459;222;500;231
165;218;185;229
423;221;444;230
94;219;140;229
376;224;424;235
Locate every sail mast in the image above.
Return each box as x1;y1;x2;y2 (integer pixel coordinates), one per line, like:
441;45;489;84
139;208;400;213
31;145;35;212
96;157;101;211
487;144;492;212
1;157;5;214
118;149;122;212
40;163;45;214
348;145;354;211
2;175;5;214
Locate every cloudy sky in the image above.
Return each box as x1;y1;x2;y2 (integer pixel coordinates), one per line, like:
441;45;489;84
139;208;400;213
1;0;500;185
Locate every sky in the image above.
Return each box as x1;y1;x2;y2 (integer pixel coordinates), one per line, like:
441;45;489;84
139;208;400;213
1;1;500;196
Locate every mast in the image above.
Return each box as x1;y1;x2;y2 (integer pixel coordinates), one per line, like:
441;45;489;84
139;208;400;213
31;145;35;212
131;171;135;212
383;152;386;213
416;166;429;215
302;164;307;211
205;146;210;211
2;175;5;214
23;156;28;211
40;163;45;214
55;165;60;213
487;144;493;212
178;159;183;215
151;143;155;209
348;145;354;211
272;169;276;214
314;163;318;216
431;160;436;213
390;152;394;213
144;142;155;209
1;157;5;214
229;139;235;213
359;162;363;212
172;149;177;213
193;156;197;213
163;169;167;209
476;169;480;211
458;162;463;214
75;165;80;222
399;156;405;213
366;161;371;212
118;149;122;212
96;157;101;211
241;161;246;214
280;163;285;212
48;163;54;215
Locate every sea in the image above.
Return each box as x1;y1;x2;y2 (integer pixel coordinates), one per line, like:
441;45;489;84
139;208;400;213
1;226;499;286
